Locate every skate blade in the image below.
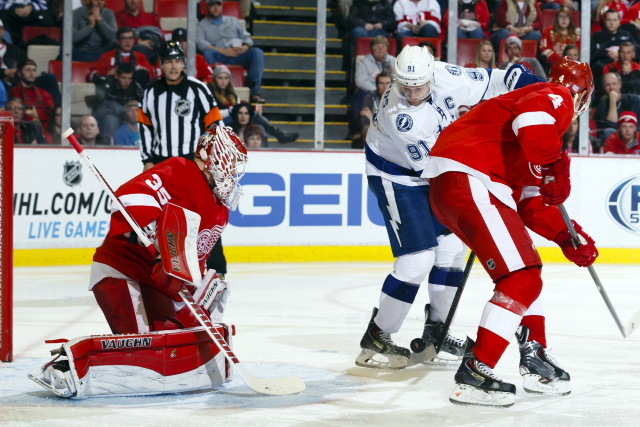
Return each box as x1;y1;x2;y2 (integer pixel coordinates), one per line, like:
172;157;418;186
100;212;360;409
522;374;571;396
27;371;75;398
449;384;515;408
423;351;462;365
355;349;408;370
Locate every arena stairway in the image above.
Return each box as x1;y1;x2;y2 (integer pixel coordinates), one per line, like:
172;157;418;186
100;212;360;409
252;0;350;149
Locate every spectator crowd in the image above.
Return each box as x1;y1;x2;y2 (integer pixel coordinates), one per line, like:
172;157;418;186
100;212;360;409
3;0;640;155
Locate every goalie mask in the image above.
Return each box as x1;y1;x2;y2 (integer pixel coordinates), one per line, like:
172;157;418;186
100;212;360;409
196;127;248;210
548;57;594;118
393;45;435;104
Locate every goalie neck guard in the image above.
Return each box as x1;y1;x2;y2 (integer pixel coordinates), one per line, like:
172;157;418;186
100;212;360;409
196;126;248;210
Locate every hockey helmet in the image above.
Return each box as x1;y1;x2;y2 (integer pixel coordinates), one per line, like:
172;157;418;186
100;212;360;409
196;126;248;210
548;57;594;117
159;40;185;63
393;45;435;103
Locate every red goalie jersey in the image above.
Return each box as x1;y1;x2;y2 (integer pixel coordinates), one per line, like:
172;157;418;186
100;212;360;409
92;157;228;288
423;82;573;213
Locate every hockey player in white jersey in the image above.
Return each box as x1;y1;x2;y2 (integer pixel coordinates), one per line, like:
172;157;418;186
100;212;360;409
356;46;544;370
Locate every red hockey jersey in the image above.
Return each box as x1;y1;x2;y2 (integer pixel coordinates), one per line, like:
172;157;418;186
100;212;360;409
422;83;573;210
92;157;228;286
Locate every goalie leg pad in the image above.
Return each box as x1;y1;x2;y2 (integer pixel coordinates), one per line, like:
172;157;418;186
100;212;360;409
28;325;235;398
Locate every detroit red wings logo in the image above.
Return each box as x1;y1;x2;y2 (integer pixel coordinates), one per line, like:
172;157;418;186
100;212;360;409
197;225;225;259
528;163;542;179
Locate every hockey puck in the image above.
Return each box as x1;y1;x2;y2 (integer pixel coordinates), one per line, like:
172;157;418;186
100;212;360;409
410;338;426;353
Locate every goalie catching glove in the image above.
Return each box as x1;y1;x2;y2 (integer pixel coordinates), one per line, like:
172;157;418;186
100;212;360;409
540;150;571;206
553;220;598;267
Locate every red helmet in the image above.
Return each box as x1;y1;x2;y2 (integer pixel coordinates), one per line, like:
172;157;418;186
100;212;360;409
548;57;594;117
196;126;248;210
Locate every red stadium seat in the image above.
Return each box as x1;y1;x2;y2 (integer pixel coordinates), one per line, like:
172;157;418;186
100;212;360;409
456;38;484;67
498;39;538;63
154;0;187;18
48;60;93;83
226;64;245;87
222;1;242;19
104;0;124;13
355;37;398;57
401;37;442;58
22;26;61;44
541;9;581;30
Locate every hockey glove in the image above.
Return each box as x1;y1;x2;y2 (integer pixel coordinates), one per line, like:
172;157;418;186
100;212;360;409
539;150;571;206
151;258;185;301
553;220;598;267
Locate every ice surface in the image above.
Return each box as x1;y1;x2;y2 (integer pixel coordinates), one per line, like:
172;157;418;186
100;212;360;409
2;263;639;426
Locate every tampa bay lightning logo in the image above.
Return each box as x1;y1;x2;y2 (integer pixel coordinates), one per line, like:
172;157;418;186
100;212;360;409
607;175;640;236
396;114;413;132
445;65;461;76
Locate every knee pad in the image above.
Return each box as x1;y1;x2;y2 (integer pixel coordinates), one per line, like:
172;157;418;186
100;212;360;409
392;249;436;284
434;233;468;270
492;267;543;315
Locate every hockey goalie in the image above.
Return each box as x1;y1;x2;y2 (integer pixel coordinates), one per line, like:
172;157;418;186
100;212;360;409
29;126;248;398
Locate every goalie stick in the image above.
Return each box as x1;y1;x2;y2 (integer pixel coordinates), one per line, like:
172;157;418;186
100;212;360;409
558;205;639;338
410;251;476;358
62;128;306;395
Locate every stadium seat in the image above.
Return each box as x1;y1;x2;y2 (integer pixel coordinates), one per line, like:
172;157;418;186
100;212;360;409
456;38;484;66
160;17;187;31
48;60;93;83
199;0;242;18
541;9;581;29
401;37;442;58
22;26;61;44
498;39;538;63
226;64;245;87
104;0;124;13
355;37;398;57
155;0;187;18
27;45;60;73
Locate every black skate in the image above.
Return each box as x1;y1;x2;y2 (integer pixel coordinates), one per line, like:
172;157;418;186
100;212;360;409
411;304;465;363
517;326;571;395
449;338;516;407
355;308;410;370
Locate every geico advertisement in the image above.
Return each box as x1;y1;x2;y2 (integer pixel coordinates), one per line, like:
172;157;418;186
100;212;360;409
14;148;640;249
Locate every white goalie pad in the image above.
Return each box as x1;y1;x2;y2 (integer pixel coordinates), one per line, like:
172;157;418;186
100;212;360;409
28;325;234;398
157;203;202;287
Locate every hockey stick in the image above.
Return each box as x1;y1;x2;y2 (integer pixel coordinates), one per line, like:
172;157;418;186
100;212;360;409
558;204;633;338
410;251;476;359
62;128;306;395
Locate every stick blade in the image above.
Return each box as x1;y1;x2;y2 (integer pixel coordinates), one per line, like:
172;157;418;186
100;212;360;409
625;309;640;337
407;345;437;367
234;364;306;395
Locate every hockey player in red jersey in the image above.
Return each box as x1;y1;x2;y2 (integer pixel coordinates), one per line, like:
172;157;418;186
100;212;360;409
29;126;248;398
422;58;598;407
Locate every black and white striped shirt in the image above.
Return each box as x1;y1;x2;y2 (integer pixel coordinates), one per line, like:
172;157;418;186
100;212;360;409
138;74;222;164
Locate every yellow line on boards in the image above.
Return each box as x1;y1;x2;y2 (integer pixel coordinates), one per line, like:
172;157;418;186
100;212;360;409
13;247;640;266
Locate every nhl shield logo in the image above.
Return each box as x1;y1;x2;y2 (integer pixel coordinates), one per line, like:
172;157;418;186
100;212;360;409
63;161;82;187
396;113;413;132
486;258;496;270
175;99;191;117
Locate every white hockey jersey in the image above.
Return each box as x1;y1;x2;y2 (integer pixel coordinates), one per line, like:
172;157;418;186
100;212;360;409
365;62;538;186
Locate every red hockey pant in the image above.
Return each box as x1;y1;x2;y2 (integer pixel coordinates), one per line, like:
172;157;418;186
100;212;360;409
430;172;545;367
93;277;200;334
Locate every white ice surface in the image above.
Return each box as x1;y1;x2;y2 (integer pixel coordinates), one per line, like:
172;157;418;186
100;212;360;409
2;262;640;426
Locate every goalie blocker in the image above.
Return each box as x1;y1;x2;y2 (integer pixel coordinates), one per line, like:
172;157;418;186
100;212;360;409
29;325;235;398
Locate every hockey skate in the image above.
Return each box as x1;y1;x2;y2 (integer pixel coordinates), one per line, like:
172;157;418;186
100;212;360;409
516;326;571;395
28;358;77;398
355;308;410;370
449;338;516;407
411;304;466;364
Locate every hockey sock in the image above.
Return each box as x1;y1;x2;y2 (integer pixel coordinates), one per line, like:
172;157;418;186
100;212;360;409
427;266;462;323
520;315;547;348
376;274;419;334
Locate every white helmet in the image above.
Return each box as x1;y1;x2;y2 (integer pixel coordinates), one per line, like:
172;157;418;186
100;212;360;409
393;45;435;102
196;126;248;211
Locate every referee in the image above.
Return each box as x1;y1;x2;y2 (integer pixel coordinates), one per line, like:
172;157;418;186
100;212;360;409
138;40;222;171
